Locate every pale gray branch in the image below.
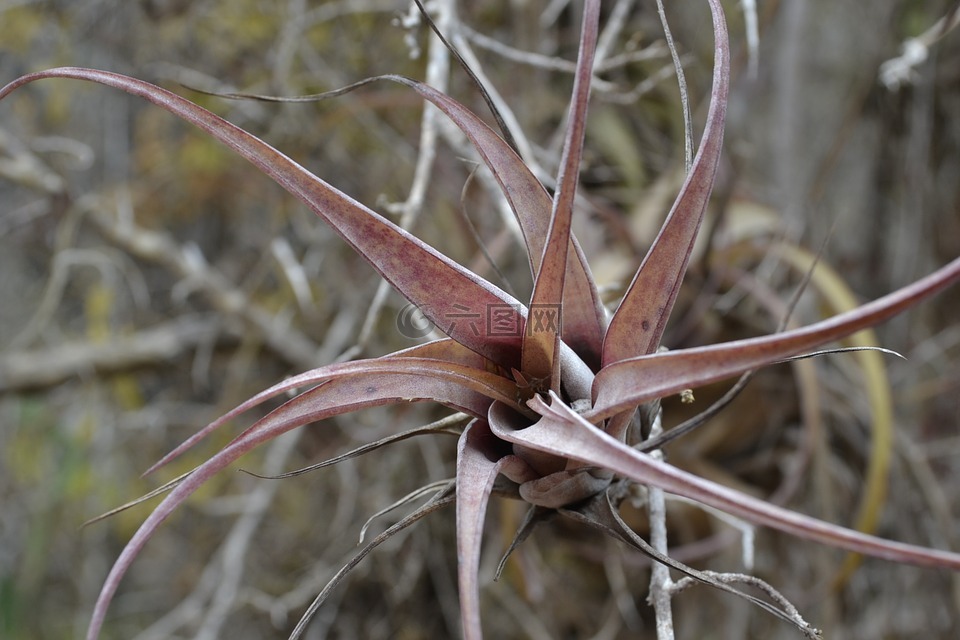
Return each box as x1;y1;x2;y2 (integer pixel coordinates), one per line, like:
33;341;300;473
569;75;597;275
0;316;226;392
86;203;322;370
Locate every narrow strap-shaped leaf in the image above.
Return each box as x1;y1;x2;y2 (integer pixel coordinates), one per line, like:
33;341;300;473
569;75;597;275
521;0;601;383
455;421;501;640
382;75;606;369
392;336;497;370
601;0;729;368
146;352;523;474
218;357;526;449
456;420;537;640
0;69;526;369
141;338;486;474
195;73;607;369
82;361;519;640
499;393;960;570
590;256;960;420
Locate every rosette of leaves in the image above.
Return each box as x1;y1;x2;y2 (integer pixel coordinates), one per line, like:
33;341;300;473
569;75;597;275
3;1;960;638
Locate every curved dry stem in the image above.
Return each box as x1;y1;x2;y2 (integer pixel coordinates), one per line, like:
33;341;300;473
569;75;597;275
559;486;820;638
240;414;467;480
289;483;456;639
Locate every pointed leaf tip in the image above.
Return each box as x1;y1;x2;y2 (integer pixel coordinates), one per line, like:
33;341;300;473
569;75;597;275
522;0;601;383
510;392;960;571
591;256;960;420
1;67;527;370
601;0;730;369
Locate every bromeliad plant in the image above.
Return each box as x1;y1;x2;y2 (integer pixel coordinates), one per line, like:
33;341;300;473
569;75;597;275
4;0;960;638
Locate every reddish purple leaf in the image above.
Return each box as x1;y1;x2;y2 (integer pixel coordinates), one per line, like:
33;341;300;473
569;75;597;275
490;400;612;509
500;393;960;570
456;421;537;640
591;256;960;420
146;348;523;475
85;356;530;640
393;336;499;371
522;0;601;384
217;358;526;456
602;0;729;367
0;70;526;369
382;75;606;369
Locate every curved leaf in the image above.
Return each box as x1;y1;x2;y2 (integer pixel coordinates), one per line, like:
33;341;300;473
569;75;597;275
215;73;608;370
0;70;526;369
590;256;960;420
601;0;730;367
498;393;960;570
146;350;522;474
399;71;611;366
84;357;525;640
385;74;612;368
718;240;898;584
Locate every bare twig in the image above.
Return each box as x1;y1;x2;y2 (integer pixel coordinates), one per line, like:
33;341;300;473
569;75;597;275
0;127;68;194
644;406;676;639
457;21;664;87
880;2;960;90
742;0;760;78
338;0;453;361
86;201;322;370
594;0;636;65
0;316;228;392
670;571;812;630
656;0;693;171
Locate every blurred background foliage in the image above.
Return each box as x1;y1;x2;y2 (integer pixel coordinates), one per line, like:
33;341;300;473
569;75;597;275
1;0;959;638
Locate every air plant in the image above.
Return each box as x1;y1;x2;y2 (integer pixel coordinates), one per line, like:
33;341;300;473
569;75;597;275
2;0;960;638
